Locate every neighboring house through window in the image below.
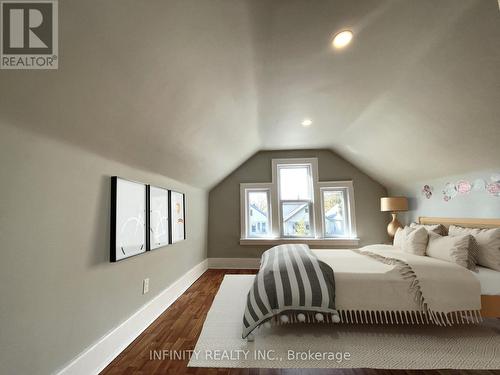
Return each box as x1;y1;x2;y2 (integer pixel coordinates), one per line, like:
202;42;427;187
249;203;268;236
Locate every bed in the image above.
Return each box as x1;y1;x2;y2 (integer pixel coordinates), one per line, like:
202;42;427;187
242;217;500;339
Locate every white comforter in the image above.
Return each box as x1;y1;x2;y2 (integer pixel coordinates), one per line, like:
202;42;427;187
314;246;419;311
314;245;482;325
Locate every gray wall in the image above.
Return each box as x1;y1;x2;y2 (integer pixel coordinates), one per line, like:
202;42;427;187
0;123;208;375
208;149;389;258
391;170;500;224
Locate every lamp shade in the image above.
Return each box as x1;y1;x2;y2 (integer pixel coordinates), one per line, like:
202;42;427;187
380;197;408;212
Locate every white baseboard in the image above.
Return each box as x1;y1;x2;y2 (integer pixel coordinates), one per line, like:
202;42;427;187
56;259;208;375
208;257;260;269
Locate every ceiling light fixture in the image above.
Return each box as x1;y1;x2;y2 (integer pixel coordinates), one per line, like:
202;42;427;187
332;30;353;49
301;119;313;127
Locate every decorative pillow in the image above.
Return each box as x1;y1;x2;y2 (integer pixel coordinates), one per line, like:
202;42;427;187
393;227;405;249
426;232;476;270
403;227;429;256
448;225;500;271
468;237;480;271
410;222;447;236
393;226;428;256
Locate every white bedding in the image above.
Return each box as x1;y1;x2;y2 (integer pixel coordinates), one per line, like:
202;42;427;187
313;247;420;311
474;266;500;295
315;248;500;297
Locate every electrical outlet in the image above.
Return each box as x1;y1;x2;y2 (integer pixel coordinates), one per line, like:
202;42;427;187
143;278;149;294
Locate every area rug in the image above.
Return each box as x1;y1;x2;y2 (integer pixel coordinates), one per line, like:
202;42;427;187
188;275;500;369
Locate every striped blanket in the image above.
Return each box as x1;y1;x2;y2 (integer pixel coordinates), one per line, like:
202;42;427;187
242;244;339;338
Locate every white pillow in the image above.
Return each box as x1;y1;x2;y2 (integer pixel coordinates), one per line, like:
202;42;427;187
393;226;428;256
426;232;475;269
448;225;500;271
393;227;405;249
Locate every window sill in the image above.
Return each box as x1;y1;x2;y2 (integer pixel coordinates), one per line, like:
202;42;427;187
239;238;360;246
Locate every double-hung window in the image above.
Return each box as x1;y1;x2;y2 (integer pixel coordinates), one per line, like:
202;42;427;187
277;163;314;237
240;158;358;245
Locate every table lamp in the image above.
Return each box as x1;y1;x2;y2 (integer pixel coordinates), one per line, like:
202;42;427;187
380;197;408;237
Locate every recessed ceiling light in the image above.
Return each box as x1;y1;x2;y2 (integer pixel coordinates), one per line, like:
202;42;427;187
301;119;313;127
332;30;353;49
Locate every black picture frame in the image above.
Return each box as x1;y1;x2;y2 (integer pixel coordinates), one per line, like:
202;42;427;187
110;176;148;262
148;184;170;250
169;190;186;243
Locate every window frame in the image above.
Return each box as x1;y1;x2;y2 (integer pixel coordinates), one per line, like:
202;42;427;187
275;160;316;238
240;183;272;239
318;181;357;239
240;158;358;245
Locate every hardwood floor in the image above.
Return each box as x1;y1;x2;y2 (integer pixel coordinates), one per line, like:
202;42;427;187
101;269;499;375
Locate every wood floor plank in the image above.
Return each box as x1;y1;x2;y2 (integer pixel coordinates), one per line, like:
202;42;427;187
101;269;500;375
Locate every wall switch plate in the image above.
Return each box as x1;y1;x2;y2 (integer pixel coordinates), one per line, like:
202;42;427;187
143;278;149;294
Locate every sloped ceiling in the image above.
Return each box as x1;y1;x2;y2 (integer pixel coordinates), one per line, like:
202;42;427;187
253;0;500;190
1;0;499;190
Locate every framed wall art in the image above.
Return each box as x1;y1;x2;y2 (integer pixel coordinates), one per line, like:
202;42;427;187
170;190;186;243
148;185;169;250
110;177;148;262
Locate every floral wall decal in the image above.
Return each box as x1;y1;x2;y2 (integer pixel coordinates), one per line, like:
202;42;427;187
421;185;433;199
425;173;500;203
456;180;472;194
487;183;500;197
442;182;457;202
472;179;486;191
487;174;500;197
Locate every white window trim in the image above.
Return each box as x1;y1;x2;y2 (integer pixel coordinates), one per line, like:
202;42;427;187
240;183;272;239
318;180;357;239
272;158;320;239
239;238;360;246
240;158;359;245
274;159;317;238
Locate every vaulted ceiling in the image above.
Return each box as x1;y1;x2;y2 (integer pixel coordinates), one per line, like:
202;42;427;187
1;0;499;190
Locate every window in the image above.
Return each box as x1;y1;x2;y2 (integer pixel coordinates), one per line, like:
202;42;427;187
321;188;350;238
277;163;314;237
240;158;357;245
244;189;271;238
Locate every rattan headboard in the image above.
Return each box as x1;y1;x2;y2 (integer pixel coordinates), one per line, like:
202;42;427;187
418;217;500;229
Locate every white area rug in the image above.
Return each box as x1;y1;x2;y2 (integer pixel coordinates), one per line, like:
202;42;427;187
189;275;500;369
